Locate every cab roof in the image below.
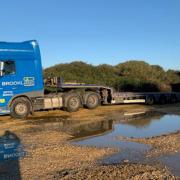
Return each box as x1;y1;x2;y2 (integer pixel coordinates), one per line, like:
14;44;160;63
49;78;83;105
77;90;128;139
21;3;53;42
0;40;39;60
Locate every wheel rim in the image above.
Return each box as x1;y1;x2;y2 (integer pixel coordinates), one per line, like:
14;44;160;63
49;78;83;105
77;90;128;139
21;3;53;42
88;95;97;105
146;96;154;105
69;97;79;108
15;103;28;115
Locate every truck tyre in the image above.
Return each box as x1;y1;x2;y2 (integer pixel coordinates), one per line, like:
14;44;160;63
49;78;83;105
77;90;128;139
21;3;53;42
10;97;31;119
159;95;167;104
170;95;177;104
85;93;100;109
146;96;154;105
66;94;81;112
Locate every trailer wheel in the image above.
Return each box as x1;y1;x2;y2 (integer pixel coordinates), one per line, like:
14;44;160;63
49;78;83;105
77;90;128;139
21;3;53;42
159;95;167;104
10;97;31;119
66;94;81;112
85;93;100;109
146;96;154;105
170;95;177;104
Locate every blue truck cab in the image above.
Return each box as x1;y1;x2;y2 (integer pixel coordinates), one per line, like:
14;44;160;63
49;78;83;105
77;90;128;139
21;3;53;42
0;40;44;117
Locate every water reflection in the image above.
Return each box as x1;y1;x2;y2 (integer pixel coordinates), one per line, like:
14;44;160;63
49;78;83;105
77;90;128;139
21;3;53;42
25;111;180;140
70;112;180;176
0;131;26;180
25;117;114;140
117;114;180;138
69;120;113;140
122;111;164;128
160;153;180;176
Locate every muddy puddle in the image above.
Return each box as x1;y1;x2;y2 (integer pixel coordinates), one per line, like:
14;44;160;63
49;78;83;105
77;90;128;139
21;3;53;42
160;153;180;176
26;111;180;139
69;111;180;176
20;111;180;176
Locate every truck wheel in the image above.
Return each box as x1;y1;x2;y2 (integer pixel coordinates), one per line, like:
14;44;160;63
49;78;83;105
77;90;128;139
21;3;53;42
10;97;31;119
170;95;177;104
66;94;81;112
85;93;100;109
159;95;167;104
146;96;154;105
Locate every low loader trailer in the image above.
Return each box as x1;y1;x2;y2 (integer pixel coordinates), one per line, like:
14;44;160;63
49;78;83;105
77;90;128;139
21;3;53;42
0;40;179;119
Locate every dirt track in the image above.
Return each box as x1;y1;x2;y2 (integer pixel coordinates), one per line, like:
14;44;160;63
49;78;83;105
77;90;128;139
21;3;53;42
0;104;180;179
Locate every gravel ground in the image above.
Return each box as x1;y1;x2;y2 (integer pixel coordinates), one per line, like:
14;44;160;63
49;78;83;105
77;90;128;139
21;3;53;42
0;104;180;179
19;131;114;179
46;163;178;180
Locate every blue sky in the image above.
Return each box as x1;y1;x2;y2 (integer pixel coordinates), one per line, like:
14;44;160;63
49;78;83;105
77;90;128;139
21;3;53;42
1;0;180;70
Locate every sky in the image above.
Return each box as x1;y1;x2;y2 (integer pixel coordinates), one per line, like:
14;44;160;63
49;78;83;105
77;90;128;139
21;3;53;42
0;0;180;70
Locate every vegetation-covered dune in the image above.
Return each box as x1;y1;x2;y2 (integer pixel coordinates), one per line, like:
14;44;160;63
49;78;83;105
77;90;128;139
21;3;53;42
44;60;180;92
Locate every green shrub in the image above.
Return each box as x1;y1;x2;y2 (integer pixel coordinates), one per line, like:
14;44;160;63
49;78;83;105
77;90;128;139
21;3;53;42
44;60;180;92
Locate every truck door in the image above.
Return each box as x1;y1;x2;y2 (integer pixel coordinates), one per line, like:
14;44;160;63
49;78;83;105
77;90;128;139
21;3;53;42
0;60;17;109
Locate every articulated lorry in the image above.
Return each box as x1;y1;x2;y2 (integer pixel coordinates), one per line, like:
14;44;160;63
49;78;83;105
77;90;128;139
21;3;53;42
0;40;179;119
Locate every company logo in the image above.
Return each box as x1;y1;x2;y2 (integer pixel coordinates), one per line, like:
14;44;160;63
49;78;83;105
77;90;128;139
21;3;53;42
3;91;13;97
1;77;35;87
23;77;35;86
2;81;23;86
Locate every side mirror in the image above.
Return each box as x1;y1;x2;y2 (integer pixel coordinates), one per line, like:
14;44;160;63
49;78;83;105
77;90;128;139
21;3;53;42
0;61;4;76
